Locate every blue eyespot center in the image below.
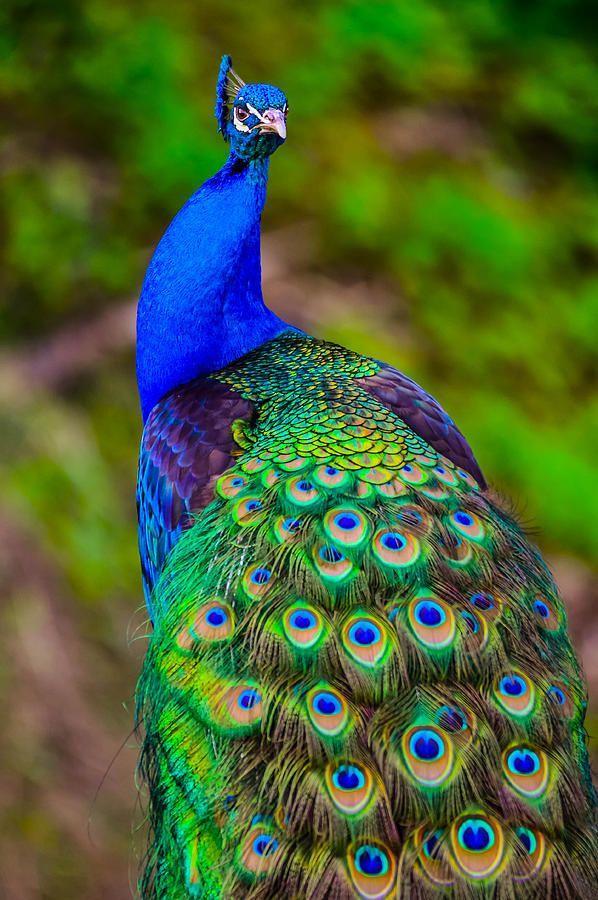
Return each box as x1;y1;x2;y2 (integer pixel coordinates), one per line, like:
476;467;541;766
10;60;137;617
423;831;442;858
355;845;388;877
458;819;493;852
548;685;566;706
415;601;445;628
381;531;406;551
533;599;550;619
403;465;413;473
335;513;360;530
320;544;344;563
333;764;365;791
231;477;245;487
507;748;540;776
461;610;479;633
290;609;316;630
238;689;261;710
253;834;279;857
206;608;227;627
251;567;271;585
349;620;380;646
454;511;474;527
325;466;338;476
470;592;494;611
435;466;446;475
515;827;536;855
297;480;314;492
410;729;444;761
246;500;262;511
283;516;301;532
500;674;526;696
313;692;342;716
437;706;466;732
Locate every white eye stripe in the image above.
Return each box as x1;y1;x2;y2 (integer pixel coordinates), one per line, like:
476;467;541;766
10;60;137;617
233;106;251;132
245;103;268;123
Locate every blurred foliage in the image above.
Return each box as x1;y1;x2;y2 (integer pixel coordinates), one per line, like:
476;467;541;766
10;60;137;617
0;1;597;897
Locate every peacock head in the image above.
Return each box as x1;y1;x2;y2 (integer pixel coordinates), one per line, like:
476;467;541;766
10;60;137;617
215;55;288;162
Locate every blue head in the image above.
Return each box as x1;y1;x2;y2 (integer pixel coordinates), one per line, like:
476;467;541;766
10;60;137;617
215;55;288;161
136;56;292;421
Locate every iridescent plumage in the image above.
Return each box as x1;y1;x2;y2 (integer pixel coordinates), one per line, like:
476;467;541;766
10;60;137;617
135;58;596;899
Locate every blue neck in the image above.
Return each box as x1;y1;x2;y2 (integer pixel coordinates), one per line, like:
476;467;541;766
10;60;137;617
136;153;289;420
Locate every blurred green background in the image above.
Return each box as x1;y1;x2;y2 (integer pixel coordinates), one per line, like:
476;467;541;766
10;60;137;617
0;1;596;897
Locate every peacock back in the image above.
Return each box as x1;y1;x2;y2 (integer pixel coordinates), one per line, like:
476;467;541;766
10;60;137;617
136;332;596;899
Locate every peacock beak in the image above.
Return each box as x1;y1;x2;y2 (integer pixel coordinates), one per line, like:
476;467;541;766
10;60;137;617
258;108;287;140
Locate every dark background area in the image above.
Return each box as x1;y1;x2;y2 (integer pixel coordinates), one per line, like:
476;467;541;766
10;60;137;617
0;2;596;897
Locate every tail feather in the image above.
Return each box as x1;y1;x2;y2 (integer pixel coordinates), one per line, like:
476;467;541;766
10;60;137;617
137;454;596;898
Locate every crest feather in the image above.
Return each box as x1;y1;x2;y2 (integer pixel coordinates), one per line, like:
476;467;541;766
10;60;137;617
215;54;246;137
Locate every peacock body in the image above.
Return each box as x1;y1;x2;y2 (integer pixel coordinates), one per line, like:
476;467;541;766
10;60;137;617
135;58;596;898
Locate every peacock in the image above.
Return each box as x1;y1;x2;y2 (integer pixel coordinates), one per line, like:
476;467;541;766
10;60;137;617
135;56;596;899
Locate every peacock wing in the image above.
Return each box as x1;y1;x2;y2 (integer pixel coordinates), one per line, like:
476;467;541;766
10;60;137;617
358;362;486;488
137;377;253;620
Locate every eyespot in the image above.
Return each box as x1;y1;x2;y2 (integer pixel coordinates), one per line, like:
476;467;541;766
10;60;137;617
434;465;458;486
471;593;492;609
307;685;350;737
325;762;374;815
372;528;420;567
513;826;547;881
414;827;453;887
402;726;454;786
232;495;264;525
177;600;235;647
395;504;433;534
546;682;574;717
548;685;565;705
324;507;369;547
449;510;485;542
347;842;397;898
450;815;505;880
218;682;263;729
313;544;354;582
242;564;273;598
503;745;549;798
408;596;456;649
421;482;450;500
456;468;480;490
494;671;536;717
282;604;324;649
272;515;302;543
341;613;389;668
239;822;281;875
217;472;248;498
313;465;352;489
436;705;468;734
397;463;428;485
460;608;488;650
438;533;473;566
286;476;320;507
532;596;560;631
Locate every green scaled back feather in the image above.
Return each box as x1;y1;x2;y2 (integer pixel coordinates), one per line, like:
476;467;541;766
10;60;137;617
137;336;596;899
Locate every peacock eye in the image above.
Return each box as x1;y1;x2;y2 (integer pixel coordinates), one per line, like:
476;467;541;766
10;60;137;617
236;107;249;122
